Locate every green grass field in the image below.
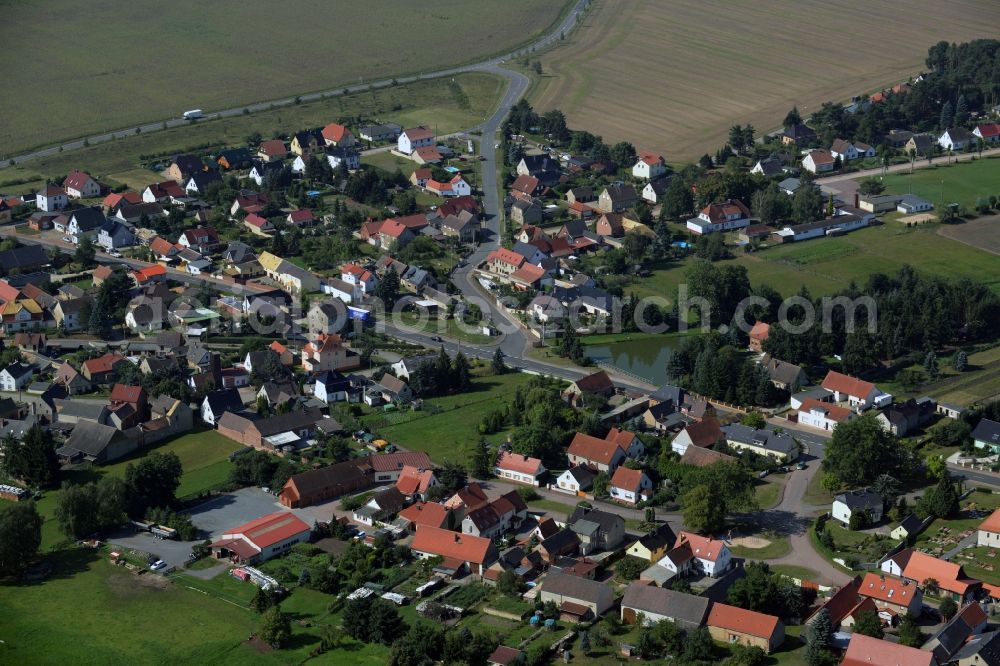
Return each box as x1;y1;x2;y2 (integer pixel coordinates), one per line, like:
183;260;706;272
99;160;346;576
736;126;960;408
754;478;784;510
372;372;537;465
0;0;570;156
877;343;1000;406
883;156;1000;210
0;72;506;194
633;222;1000;301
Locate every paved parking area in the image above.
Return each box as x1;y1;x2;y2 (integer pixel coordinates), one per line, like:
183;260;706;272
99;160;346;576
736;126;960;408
106;529;196;571
187;487;292;539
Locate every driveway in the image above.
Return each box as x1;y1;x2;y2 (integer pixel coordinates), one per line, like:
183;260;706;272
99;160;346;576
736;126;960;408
106;529;197;572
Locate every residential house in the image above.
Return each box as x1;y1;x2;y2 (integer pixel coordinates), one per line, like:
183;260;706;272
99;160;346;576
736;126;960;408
358;123;402;143
761;355;809;392
54;362;91;394
804;576;875;631
673;532;731;577
484;247;525;277
858;572;923;618
750;156;784;177
301;334;360;373
0;298;44;334
562;370;614;406
410;525;497;577
509;199;543;226
324;146;360;171
142;180;186;203
290;129;322;157
566;186;593;204
598;184;639;213
641;177;671;204
0;363;33;392
62;170;100;199
568;506;625;553
620;582;709;629
248;159;283;187
440;211;479;242
539;571;614;621
81;353;127;384
832;489;884;526
321;122;355;147
36;185;69;212
876;397;936;437
426;175;471;197
670;417;724;455
53;297;90;332
371;374;412;404
680;446;736;467
972;418;1000;454
286;209;315;227
626;523;678;563
632;152;666;180
883;549;982;602
216;408;324;451
748;321;770;352
516;155;561;184
0;245;50;273
394;465;437;501
511;174;543;199
353;487;407;526
166;154;207;182
494;450;546;487
397;127;434;154
67;207;107;243
390;354;436;381
256;139;287;162
973;122;1000;144
461;490;528;540
555;465;596;495
891;514;924;541
106;383;148;430
566;430;639;473
707;603;784;654
841;634;935;666
939;128;972;151
945;628;1000;665
178;227;221;254
922;602;988;664
97;220;135;250
209;512;311;564
802;149;836;174
215;147;252;171
686;199;751;235
201;388;245;426
56;421;136;465
781;123;816;146
721;423;799;462
821;370;887;410
830;138;875;162
609;466;653;505
798;398;856;431
595;213;626;238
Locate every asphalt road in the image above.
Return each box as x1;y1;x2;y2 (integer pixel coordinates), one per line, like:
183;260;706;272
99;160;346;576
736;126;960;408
0;0;590;168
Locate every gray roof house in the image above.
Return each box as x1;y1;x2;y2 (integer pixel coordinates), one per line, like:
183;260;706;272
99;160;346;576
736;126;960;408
97;219;136;250
568;506;625;554
539;571;615;620
761;355;809;392
721;423;798;461
832;489;883;526
57;420;137;464
620;582;710;629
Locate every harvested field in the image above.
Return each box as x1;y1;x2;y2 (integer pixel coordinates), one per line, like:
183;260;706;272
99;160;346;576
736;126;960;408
938;215;1000;256
0;0;570;155
531;0;995;160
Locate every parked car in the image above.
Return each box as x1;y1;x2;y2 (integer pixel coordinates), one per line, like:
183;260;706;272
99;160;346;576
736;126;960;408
149;559;167;571
796;462;808;470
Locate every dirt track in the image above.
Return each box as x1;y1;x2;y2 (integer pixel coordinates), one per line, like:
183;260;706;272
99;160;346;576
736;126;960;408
936;215;1000;256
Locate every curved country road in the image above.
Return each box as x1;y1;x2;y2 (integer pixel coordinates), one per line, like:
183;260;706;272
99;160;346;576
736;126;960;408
0;0;589;168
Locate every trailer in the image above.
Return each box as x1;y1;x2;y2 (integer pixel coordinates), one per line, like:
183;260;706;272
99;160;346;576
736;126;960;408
130;519;153;532
182;109;204;120
150;525;178;540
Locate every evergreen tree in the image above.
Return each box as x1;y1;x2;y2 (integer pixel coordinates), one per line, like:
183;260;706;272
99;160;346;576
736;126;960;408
940;100;954;129
955;94;969;126
784;107;803;127
469;441;493;479
491;348;507;375
953;350;968;372
805;608;834;666
451;352;471;392
924;351;939;378
258;606;292;648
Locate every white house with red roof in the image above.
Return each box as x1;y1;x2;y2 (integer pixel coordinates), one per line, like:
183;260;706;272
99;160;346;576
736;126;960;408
802;149;836;174
425;175;471;197
395;464;438;500
978;508;1000;547
797;398;856;431
62;170;100;199
494;450;546;486
209;511;312;564
321;122;355;148
820;370;888;410
341;263;377;294
686;199;751;235
398;126;435;154
858;571;923;617
36;185;68;212
566;433;625;473
178;226;221;254
974;122;1000;144
632;152;666;180
674;531;731;577
707;603;784;654
485;248;525;276
609;467;652;505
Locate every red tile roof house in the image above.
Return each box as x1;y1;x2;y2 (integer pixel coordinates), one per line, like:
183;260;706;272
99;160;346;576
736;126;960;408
805;576;882;631
562;370;615;405
858;572;923;619
707;602;784;654
209;511;312;564
394;464;438;500
397;126;435;154
881;548;982;603
609;466;653;505
107;383;149;429
461;490;529;539
669;531;732;577
321;122;356;148
686;199;751;235
494;450;547;486
748;321;770;353
178;226;221;254
81;353;128;384
484;248;525;277
820;370;887;410
974;122;1000;144
510;174;543;199
63;170;101;199
131;264;167;286
840;633;936;666
670;417;724;455
797;398;856;432
411;524;498;577
398;501;453;531
566;429;644;473
487;646;524;666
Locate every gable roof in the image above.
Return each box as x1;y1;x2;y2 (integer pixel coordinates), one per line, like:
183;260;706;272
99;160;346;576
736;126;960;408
610;466;646;492
82;352;126;375
321;122;352;143
568;506;621;534
411;525;493;565
899;549;977;597
707;602;780;639
542;570;610;604
821;370;876;398
676;531;727;562
571;370;613;393
622;582;710;623
567;432;624;466
806;575;862;625
700;199;751;222
800;398;854;423
973;419;1000;447
680;445;736;467
0;244;49;271
841;633;934;666
495;450;544;477
680;417;723;448
63;170;96;191
859;572;919;605
227;511;311;549
981;507;1000;534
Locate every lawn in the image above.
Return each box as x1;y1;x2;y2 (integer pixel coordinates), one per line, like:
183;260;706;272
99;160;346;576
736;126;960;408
32;429;242;550
526;497;580;517
882;156;1000;210
729;534;792;560
0;0;571;156
771;564;820;581
755;478;784;510
397;312;496;345
531;0;990;159
0;72;507;194
371;372;537;465
632;222;1000;303
953;545;1000;586
877;343;1000;407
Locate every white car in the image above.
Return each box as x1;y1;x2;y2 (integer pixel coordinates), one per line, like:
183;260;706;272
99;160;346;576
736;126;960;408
62;236;72;243
149;559;167;571
108;250;122;258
